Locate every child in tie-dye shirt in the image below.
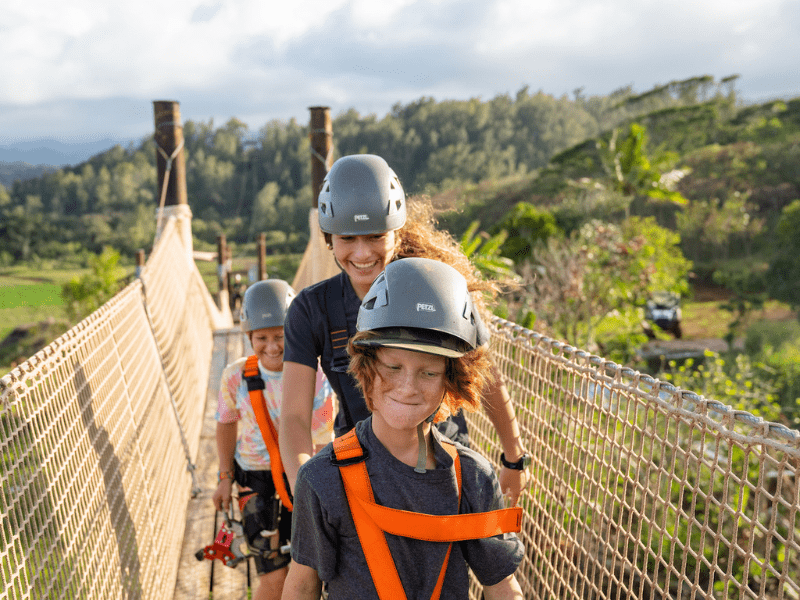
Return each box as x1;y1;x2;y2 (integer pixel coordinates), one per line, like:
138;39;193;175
215;357;334;472
212;280;335;600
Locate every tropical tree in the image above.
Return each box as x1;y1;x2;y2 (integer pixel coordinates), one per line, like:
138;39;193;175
598;122;689;210
513;217;690;353
459;220;516;283
766;199;800;313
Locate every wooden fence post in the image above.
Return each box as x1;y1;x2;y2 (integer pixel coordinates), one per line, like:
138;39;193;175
135;249;146;278
153;101;188;207
217;234;230;311
291;107;338;291
257;233;267;281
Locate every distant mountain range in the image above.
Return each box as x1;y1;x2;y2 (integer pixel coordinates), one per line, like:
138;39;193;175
0;138;133;186
0;162;59;188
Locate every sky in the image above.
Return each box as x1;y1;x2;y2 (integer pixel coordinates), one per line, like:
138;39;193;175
2;0;799;165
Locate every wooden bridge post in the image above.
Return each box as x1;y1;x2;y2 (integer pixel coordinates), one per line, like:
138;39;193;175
257;233;267;281
153;100;192;251
290;107;339;291
309;106;332;207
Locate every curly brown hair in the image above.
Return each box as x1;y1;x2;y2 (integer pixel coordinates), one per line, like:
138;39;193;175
347;330;494;423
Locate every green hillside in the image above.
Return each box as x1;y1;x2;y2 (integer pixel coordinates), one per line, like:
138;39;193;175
1;75;799;422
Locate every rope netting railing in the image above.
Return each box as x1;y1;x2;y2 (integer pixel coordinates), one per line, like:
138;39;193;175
2;213;799;598
0;216;227;600
466;319;800;600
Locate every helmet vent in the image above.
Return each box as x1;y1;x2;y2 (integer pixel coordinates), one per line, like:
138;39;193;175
463;303;474;323
363;297;376;310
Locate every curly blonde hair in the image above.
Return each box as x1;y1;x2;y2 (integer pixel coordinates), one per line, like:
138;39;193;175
347;331;493;423
322;195;512;322
393;199;503;318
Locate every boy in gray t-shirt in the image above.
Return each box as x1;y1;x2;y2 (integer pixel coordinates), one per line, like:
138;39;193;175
282;258;525;600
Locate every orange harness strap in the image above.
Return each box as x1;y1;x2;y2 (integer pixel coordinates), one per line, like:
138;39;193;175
332;429;523;600
244;355;293;511
355;497;522;541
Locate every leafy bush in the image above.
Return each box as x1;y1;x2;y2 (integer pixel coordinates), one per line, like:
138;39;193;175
745;320;800;355
491;202;562;263
61;247;124;320
744;320;800;425
767;199;800;312
662;351;783;424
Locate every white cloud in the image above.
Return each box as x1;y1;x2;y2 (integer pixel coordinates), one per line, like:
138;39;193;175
0;0;798;143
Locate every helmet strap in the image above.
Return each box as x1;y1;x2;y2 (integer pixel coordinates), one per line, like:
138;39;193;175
414;422;428;474
414;400;442;474
332;254;346;274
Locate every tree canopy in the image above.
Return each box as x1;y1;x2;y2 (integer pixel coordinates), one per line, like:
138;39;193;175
2;75;743;262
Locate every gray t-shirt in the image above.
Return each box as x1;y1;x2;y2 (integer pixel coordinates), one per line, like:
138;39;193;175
291;417;524;599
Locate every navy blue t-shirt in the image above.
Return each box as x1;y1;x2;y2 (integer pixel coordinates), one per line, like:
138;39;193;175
284;272;471;442
291;418;524;599
284;272;369;436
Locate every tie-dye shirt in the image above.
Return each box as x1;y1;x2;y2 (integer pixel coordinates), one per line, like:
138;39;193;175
216;357;336;471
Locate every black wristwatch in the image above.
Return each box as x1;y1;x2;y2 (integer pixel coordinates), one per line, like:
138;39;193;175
500;452;531;470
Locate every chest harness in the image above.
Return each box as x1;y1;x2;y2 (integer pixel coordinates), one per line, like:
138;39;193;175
243;355;293;511
332;429;522;600
323;273;361;433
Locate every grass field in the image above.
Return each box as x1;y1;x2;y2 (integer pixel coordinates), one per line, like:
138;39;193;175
0;268;76;376
2;259;794;378
0;255;303;376
0;267;84;340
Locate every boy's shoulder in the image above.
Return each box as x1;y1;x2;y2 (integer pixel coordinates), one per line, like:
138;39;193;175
297;441;338;488
441;437;498;483
220;356;248;383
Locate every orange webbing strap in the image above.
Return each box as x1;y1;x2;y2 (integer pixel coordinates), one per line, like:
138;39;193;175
334;429;408;598
244;355;293;511
333;430;522;600
354;497;522;541
431;439;460;600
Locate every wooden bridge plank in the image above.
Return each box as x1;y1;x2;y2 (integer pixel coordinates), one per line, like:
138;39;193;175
174;329;251;600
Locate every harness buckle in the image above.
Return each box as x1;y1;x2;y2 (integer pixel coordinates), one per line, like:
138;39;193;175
330;447;370;467
244;374;265;391
329;356;350;373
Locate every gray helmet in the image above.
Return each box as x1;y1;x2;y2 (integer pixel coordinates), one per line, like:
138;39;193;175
240;280;296;332
355;258;480;357
318;154;406;235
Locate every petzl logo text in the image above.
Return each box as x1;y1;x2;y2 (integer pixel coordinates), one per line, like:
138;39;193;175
354;214;370;221
417;303;436;312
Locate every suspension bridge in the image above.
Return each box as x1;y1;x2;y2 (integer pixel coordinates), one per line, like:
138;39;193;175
1;103;799;600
